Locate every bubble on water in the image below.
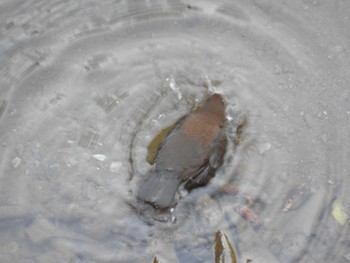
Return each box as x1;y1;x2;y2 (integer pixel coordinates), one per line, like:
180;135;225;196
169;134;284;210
226;115;233;122
171;214;176;223
166;77;182;100
170;208;176;223
92;154;106;162
11;157;21;168
151;114;166;126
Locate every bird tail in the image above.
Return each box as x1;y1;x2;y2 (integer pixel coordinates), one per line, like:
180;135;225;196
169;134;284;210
137;171;181;209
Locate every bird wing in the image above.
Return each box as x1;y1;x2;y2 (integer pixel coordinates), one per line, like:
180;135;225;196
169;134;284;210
209;130;227;168
184;130;227;190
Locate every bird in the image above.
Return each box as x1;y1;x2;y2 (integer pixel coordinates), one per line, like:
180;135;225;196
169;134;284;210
137;94;227;209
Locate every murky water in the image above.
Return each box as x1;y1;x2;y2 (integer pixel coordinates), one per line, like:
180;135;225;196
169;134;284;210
1;0;350;262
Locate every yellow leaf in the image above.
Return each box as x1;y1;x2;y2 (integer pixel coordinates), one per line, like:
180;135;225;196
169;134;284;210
332;200;348;225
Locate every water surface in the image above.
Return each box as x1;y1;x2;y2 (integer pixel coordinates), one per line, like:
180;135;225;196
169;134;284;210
0;0;350;262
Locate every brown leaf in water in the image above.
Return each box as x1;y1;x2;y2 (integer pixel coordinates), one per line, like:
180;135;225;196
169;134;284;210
215;230;237;263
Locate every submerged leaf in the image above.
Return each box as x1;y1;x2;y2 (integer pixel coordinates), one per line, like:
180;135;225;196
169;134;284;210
332;199;348;225
215;230;237;263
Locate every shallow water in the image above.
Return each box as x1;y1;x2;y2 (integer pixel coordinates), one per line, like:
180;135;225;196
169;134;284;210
0;0;350;262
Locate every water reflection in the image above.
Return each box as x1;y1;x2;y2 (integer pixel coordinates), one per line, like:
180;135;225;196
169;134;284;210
0;0;349;262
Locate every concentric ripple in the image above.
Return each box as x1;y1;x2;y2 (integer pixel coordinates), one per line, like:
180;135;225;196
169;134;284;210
0;0;349;262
